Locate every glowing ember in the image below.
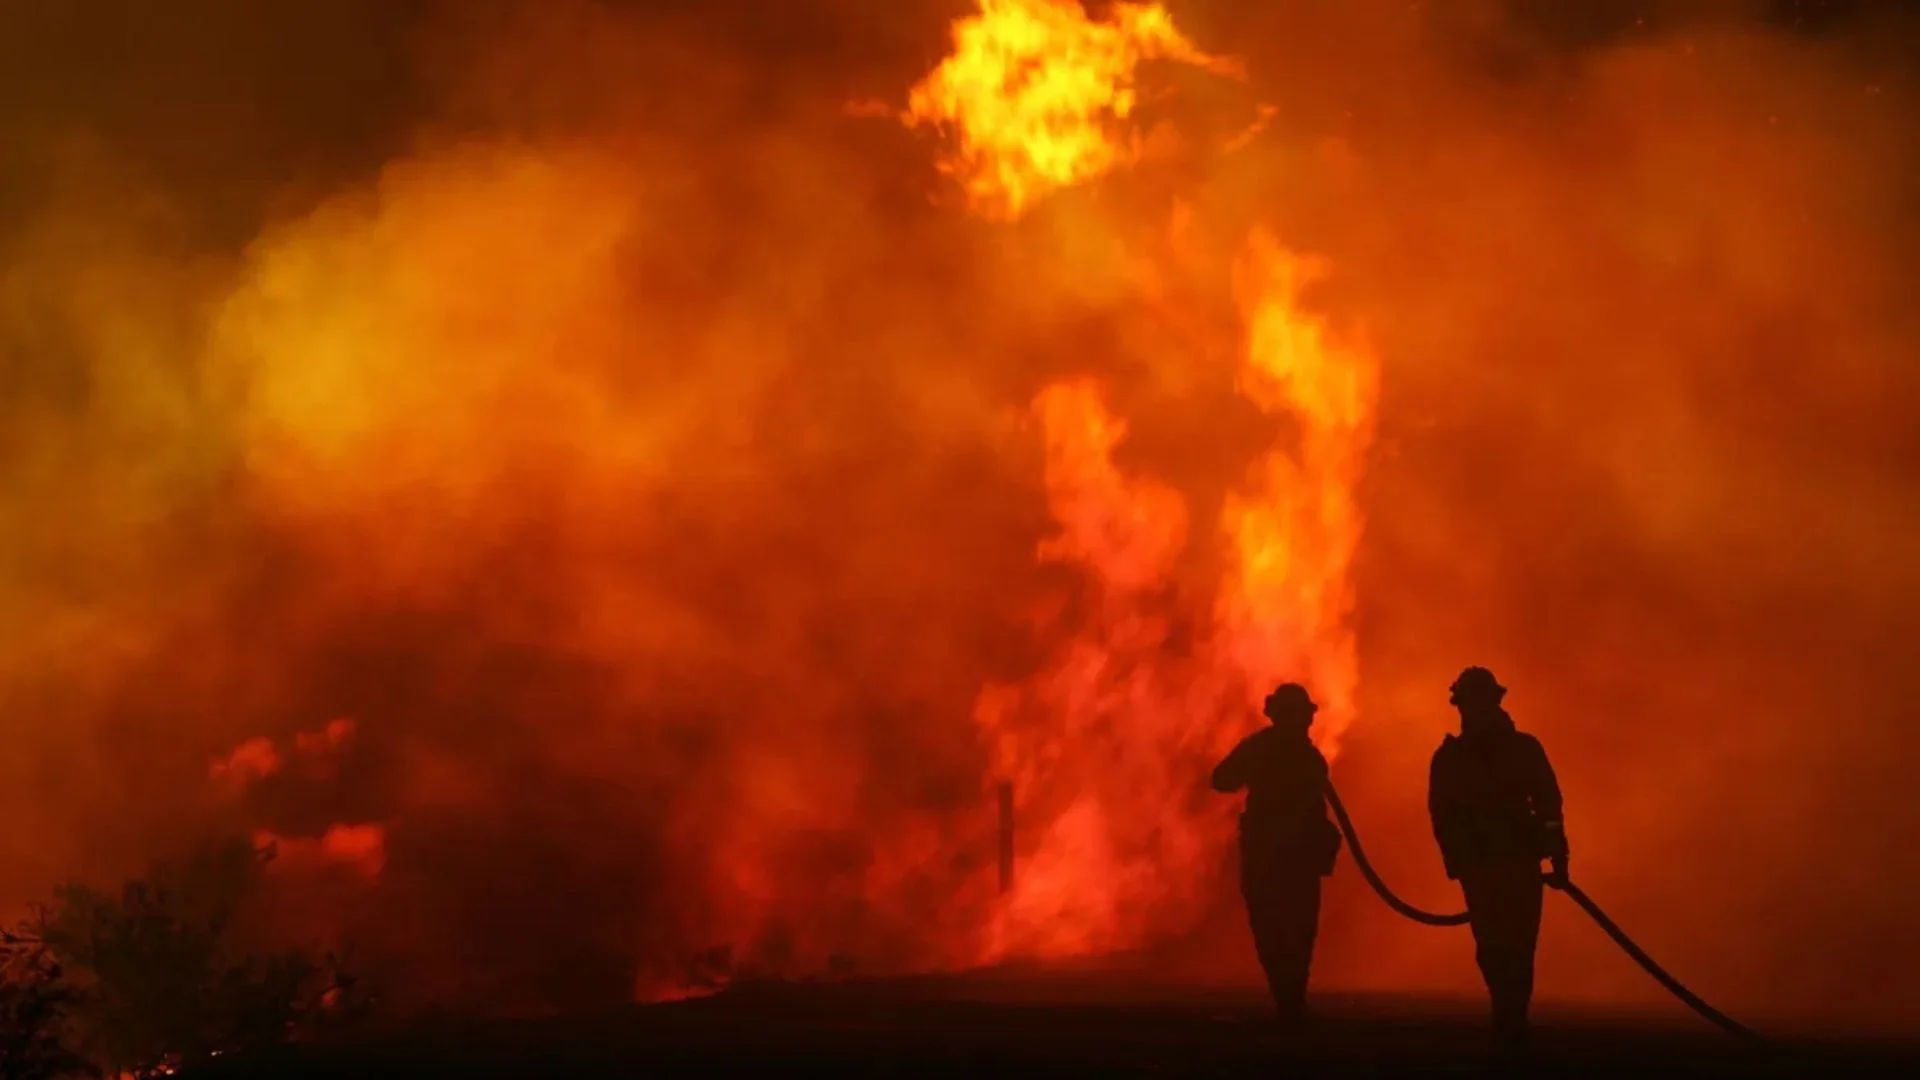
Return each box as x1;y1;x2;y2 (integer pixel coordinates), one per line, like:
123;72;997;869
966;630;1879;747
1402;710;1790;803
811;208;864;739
904;0;1238;220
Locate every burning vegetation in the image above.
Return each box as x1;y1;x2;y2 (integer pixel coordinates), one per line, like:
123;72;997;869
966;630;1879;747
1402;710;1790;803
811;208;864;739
5;0;1920;1061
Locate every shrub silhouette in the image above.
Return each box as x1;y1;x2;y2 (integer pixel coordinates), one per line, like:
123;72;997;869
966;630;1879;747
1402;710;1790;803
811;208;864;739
1;931;98;1080
28;836;350;1078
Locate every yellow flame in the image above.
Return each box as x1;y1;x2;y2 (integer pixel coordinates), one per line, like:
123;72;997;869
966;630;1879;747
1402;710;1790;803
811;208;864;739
1218;229;1381;758
903;0;1235;220
906;0;1382;963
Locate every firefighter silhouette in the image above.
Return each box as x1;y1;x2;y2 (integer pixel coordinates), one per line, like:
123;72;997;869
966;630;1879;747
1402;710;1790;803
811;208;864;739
1427;666;1568;1051
1211;682;1342;1022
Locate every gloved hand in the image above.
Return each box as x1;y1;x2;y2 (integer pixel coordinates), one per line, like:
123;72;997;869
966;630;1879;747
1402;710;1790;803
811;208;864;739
1546;855;1569;889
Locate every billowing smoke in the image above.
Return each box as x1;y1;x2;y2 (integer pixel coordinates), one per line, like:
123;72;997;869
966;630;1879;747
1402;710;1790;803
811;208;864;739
3;0;1919;1034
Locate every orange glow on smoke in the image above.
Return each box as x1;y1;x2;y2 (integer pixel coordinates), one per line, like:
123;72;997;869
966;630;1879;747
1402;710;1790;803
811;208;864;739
293;718;357;758
973;380;1207;958
9;0;1919;1032
23;0;1383;998
919;1;1380;961
217;721;385;876
210;718;358;786
258;823;388;879
209;737;282;785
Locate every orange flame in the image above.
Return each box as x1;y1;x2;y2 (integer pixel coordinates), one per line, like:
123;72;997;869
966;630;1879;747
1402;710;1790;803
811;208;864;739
903;0;1239;220
975;380;1221;958
1029;378;1189;593
914;1;1382;963
1219;231;1381;758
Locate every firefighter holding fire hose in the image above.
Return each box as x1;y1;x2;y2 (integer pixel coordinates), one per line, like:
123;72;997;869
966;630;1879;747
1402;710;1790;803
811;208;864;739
1210;682;1343;1026
1427;665;1569;1053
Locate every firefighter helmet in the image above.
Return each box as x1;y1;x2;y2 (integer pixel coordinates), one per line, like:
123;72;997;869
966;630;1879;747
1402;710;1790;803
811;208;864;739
1448;666;1507;706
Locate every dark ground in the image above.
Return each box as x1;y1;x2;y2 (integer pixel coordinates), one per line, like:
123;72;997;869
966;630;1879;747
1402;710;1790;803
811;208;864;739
182;966;1919;1078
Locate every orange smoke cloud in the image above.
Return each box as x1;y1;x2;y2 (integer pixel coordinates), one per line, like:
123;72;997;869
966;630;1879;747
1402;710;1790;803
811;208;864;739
259;823;388;880
976;379;1206;958
4;0;1920;1036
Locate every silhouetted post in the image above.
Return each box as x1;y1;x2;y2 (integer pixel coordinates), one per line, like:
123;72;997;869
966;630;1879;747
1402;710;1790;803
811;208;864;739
997;779;1015;894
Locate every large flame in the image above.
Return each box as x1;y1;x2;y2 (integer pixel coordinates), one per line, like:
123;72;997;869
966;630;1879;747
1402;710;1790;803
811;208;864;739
916;0;1382;960
904;0;1238;220
975;379;1209;958
1220;231;1381;757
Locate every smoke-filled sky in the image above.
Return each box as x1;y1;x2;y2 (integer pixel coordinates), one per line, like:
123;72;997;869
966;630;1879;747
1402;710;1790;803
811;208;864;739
4;0;1919;1033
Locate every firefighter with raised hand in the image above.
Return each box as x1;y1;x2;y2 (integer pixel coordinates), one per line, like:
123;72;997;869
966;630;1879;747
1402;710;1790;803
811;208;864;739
1427;666;1569;1053
1211;682;1343;1027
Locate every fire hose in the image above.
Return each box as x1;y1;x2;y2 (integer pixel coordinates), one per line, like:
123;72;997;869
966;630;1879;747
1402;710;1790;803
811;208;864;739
1322;781;1768;1045
1321;781;1468;928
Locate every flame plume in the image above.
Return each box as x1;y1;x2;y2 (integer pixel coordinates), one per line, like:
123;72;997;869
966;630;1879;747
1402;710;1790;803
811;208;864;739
1220;231;1381;758
908;0;1382;962
904;0;1238;220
